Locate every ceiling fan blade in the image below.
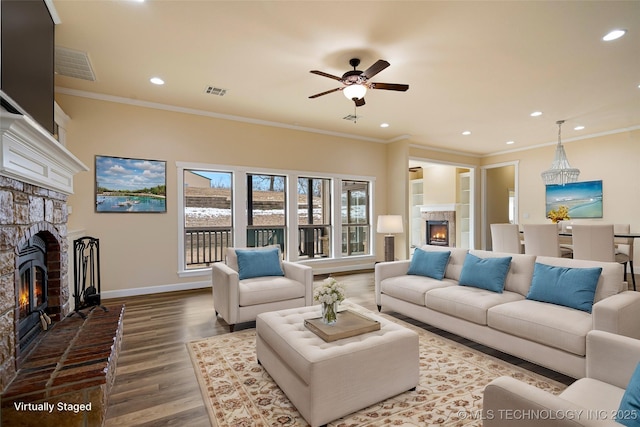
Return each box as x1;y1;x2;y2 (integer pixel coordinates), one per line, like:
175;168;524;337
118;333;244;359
370;82;409;92
309;87;343;98
361;60;390;79
310;70;343;81
354;97;366;107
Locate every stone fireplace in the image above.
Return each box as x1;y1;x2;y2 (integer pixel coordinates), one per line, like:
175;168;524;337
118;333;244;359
421;204;456;248
0;110;88;393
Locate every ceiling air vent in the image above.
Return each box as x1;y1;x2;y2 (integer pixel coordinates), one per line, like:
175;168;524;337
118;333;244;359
342;114;361;123
55;47;96;81
204;86;227;96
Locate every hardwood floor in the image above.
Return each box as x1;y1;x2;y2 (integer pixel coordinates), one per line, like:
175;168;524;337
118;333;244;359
104;271;576;426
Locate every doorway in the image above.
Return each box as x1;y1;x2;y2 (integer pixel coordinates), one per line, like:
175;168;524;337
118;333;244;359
481;161;519;250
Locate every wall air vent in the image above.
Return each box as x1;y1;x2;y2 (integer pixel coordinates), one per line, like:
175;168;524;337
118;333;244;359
54;47;96;81
204;86;227;96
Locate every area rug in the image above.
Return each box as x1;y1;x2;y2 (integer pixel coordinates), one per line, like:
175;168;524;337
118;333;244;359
187;315;567;427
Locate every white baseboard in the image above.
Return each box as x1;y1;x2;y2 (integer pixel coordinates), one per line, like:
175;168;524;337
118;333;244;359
101;280;211;300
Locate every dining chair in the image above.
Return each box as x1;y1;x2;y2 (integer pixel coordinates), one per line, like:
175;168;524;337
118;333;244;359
614;224;636;291
490;223;522;254
522;224;561;257
571;224;615;262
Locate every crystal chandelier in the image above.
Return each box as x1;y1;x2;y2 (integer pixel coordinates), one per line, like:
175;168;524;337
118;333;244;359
541;120;580;186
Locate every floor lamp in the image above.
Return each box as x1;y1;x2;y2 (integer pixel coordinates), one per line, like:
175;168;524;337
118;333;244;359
377;215;404;262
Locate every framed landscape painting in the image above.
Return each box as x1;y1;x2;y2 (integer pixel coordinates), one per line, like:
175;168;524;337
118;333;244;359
545;180;603;219
95;155;167;213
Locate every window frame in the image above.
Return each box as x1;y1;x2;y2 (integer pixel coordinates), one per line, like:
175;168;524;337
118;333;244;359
176;161;375;277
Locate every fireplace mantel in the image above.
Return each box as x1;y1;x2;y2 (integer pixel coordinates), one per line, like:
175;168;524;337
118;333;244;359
0;111;88;194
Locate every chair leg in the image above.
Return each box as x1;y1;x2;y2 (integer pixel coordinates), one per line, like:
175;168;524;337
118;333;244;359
630;261;636;291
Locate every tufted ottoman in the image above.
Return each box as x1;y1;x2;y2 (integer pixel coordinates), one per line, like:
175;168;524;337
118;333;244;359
256;302;419;427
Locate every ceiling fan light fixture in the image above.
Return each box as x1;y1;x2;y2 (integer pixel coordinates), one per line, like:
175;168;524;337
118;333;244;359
343;84;367;100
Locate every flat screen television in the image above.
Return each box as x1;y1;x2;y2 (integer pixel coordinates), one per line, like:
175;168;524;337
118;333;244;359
0;0;55;134
545;180;603;219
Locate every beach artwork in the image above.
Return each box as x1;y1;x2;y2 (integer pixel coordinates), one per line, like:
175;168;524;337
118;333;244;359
95;155;167;213
545;180;603;219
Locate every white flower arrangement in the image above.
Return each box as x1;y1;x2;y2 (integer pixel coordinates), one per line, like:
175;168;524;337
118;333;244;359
313;277;346;305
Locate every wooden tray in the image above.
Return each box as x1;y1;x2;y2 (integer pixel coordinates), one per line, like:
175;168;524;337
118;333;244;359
304;309;381;342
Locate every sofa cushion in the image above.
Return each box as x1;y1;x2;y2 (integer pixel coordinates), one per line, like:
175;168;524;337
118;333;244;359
380;275;456;306
420;245;469;281
488;299;592;356
426;286;524;325
235;247;285;280
535;256;624;303
407;248;451;280
526;263;601;313
470;250;536;296
238;276;306;306
459;253;512;293
617;363;640;426
559;378;625;416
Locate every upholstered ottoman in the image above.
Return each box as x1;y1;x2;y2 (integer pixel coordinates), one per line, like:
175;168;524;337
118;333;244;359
256;302;419;427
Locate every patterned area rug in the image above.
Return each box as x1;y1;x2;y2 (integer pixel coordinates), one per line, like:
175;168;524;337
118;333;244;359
187;314;567;427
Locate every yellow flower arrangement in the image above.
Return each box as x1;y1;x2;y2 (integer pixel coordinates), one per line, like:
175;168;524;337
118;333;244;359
547;205;570;223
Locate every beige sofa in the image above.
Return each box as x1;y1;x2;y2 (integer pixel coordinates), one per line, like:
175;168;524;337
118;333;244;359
375;245;640;378
483;330;640;426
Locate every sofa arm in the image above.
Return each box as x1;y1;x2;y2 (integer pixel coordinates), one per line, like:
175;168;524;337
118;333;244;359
483;377;618;427
587;330;640;389
211;262;239;325
374;260;410;307
282;261;313;306
593;291;640;340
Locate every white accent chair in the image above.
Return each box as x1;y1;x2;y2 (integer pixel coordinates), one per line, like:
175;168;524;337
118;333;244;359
212;246;313;332
490;223;523;254
483;330;640;426
615;224;636;291
522;224;561;257
572;224;615;262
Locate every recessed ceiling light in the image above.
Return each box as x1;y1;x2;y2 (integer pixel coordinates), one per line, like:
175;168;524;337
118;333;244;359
506;140;515;145
380;123;389;128
150;77;165;85
574;125;585;131
530;111;543;117
462;131;471;136
603;29;627;41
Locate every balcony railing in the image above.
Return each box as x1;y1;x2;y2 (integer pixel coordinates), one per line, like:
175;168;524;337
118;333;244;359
185;225;336;267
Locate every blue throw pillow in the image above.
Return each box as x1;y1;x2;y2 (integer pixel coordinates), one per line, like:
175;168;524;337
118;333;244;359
459;253;512;293
407;248;451;280
617;362;640;426
235;247;285;280
526;263;602;313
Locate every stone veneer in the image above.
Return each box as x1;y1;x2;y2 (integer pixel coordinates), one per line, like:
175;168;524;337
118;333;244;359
0;175;70;392
421;210;456;247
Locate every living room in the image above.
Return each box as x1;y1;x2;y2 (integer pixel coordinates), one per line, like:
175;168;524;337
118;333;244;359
1;1;640;426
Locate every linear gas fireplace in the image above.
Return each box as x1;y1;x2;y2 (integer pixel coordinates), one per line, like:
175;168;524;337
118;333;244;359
427;220;449;246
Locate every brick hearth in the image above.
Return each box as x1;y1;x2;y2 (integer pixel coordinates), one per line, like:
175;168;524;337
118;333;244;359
1;305;124;427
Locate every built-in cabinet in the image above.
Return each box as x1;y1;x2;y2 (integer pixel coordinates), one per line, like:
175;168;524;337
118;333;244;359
457;172;471;249
409;178;424;252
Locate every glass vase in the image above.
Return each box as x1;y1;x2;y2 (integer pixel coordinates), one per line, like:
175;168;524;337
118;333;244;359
321;302;338;325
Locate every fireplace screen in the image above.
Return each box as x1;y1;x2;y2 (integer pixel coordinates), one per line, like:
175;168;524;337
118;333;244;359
17;235;48;351
426;220;449;246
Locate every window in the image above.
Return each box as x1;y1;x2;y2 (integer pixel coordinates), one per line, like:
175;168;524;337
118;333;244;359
177;162;375;275
298;177;331;258
183;170;233;269
247;174;286;253
341;180;370;256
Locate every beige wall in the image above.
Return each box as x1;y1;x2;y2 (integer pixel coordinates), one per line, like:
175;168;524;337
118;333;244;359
483;129;640;264
58;94;389;294
58;93;640;294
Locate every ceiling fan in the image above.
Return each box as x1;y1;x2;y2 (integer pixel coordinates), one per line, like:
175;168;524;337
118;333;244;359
309;58;409;107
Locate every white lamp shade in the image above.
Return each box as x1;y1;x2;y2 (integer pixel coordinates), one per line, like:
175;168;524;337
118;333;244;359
343;84;367;100
377;215;404;234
